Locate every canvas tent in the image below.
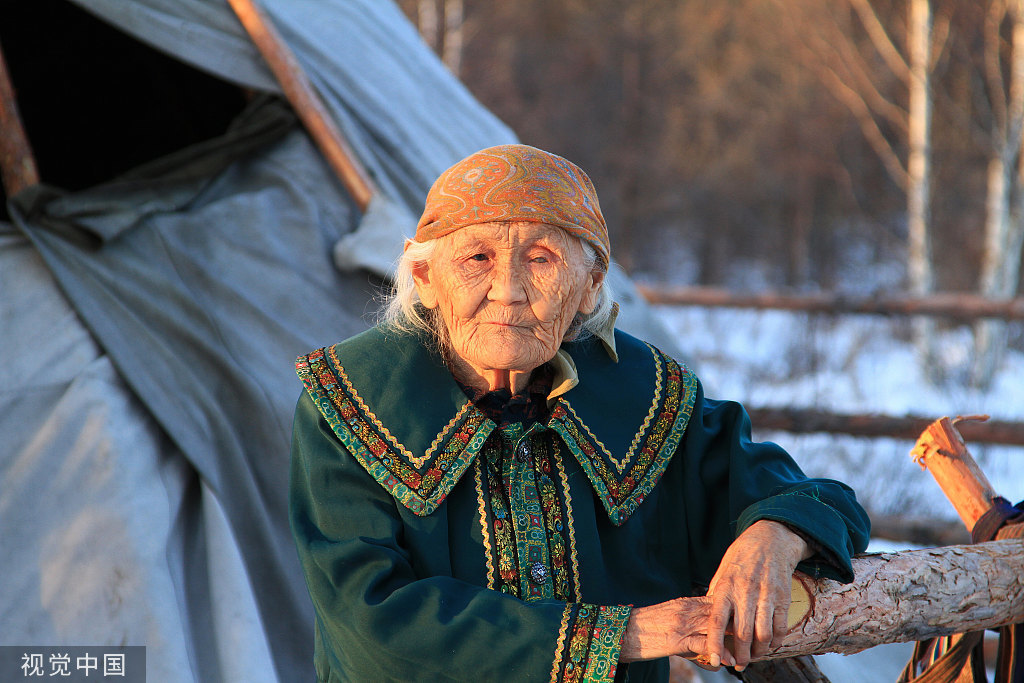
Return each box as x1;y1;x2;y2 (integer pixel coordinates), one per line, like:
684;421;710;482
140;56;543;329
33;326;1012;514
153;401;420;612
0;1;685;681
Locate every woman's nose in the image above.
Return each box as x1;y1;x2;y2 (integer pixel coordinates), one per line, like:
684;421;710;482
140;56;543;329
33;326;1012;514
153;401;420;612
487;259;527;304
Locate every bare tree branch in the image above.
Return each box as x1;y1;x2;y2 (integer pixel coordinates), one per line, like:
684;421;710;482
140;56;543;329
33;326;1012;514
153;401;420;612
847;0;912;83
810;2;910;132
813;57;910;189
986;0;1010;141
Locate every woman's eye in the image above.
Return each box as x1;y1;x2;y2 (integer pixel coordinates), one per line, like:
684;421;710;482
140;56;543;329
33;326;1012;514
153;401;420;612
531;256;549;264
469;253;488;262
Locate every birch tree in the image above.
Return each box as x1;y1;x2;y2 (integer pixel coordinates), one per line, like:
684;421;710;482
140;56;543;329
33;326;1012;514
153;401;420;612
408;0;465;77
442;0;464;78
973;0;1024;387
775;0;945;364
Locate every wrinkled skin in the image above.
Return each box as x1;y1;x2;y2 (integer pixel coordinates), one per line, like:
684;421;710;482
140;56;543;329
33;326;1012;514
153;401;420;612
620;520;811;671
413;222;810;671
411;221;603;393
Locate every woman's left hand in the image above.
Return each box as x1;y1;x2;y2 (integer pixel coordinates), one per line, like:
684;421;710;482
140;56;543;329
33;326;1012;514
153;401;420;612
703;520;812;671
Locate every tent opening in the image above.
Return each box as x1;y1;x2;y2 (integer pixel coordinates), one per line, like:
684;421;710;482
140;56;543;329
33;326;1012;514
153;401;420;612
0;0;249;220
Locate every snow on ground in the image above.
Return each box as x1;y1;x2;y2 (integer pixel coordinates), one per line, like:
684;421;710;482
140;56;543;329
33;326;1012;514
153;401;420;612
654;305;1021;682
653;305;1024;535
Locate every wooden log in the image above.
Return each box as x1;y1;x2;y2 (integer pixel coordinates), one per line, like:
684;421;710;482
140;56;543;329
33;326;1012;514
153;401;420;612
747;406;1024;447
763;540;1024;660
0;38;39;197
740;656;830;683
910;416;999;532
636;284;1024;322
226;0;376;211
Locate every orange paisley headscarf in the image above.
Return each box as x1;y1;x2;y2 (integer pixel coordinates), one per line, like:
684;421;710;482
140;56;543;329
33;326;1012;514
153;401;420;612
416;144;610;262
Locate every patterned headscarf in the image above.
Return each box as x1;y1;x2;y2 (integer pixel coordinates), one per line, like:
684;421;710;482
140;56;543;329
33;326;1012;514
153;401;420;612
416;144;610;262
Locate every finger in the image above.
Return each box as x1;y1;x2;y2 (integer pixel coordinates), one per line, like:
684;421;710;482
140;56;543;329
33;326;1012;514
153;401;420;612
770;598;794;649
689;654;721;672
704;595;734;669
752;601;781;659
730;601;755;671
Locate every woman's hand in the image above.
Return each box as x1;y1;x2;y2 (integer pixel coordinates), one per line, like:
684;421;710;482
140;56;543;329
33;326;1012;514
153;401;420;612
619;597;713;663
704;520;812;671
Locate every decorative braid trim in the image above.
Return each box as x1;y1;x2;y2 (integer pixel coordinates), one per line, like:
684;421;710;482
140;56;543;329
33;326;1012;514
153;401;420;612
297;348;494;516
329;345;472;469
550;350;697;526
552;440;582;600
549;605;573;683
473;457;497;590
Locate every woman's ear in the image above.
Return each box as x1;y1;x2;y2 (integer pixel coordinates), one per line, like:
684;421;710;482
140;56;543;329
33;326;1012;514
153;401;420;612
577;269;605;315
408;243;439;309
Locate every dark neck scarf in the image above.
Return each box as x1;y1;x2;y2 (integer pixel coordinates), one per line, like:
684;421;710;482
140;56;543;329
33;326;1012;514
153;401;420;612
455;364;554;428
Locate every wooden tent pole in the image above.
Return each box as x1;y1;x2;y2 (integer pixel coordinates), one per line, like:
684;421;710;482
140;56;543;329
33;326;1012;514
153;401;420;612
0;38;39;197
226;0;376;211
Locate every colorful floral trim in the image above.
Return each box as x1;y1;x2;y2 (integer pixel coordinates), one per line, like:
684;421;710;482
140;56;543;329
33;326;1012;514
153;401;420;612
552;441;582;600
550;349;697;526
477;428;579;601
537;439;571;601
297;347;494;516
299;340;695;526
329;345;471;469
504;427;555;601
483;438;520;593
556;604;631;683
583;605;631;681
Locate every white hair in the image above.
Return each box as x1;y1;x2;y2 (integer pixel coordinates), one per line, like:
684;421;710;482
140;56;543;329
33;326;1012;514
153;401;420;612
381;233;614;344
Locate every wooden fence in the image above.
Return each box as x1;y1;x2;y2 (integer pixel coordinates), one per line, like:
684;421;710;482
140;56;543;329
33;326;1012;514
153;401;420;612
638;284;1024;447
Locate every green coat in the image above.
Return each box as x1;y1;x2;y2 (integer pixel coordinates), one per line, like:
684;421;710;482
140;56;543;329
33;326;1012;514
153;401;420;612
290;326;870;682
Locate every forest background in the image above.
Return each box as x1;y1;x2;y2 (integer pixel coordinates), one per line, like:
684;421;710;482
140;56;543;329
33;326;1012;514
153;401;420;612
396;0;1024;390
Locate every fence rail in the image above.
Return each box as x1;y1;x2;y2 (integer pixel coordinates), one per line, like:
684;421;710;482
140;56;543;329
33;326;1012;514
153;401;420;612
747;407;1024;446
636;284;1024;322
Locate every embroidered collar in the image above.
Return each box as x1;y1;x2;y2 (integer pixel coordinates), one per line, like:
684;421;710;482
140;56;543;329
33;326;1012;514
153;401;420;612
296;323;696;525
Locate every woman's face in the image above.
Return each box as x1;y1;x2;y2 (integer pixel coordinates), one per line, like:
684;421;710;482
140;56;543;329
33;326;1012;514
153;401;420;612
412;221;603;378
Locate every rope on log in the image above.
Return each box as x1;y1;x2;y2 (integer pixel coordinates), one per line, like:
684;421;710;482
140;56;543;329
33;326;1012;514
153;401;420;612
636;284;1024;323
747;407;1024;447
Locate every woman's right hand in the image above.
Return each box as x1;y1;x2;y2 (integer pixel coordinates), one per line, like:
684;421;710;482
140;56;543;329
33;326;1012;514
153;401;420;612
618;597;734;668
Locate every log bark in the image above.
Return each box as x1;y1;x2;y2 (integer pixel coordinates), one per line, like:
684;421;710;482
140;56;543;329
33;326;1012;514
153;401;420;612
764;540;1024;660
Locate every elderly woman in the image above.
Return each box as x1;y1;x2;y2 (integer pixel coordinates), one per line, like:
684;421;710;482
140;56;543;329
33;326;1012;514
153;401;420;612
290;144;869;682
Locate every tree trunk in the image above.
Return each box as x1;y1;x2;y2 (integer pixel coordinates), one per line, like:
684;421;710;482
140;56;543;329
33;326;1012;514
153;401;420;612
442;0;464;77
763;540;1024;660
975;0;1024;389
907;0;936;371
418;0;440;52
